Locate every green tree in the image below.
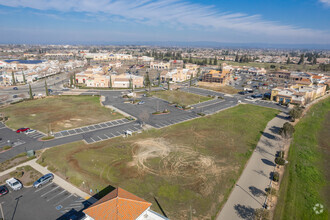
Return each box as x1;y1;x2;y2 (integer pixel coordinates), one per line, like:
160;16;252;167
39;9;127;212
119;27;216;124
11;72;16;85
197;68;200;78
29;84;33;100
279;122;295;138
167;79;170;90
45;81;49;96
70;75;73;87
235;55;239;62
312;57;317;65
286;57;291;65
213;56;217;65
22;72;26;84
145;72;151;92
298;54;304;65
189;55;193;63
289;106;303;121
109;75;112;88
189;74;193;87
158;72;161;86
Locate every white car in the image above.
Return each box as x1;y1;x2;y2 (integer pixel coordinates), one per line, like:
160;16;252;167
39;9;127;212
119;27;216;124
6;178;22;191
25;129;36;134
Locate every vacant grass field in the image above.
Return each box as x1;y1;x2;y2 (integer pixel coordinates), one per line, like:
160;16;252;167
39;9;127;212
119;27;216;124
274;97;330;220
39;104;278;219
0;95;123;133
150;90;212;106
197;82;239;94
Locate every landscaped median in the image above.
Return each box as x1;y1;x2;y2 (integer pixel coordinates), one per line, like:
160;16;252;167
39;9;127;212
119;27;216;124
37;104;278;219
0;95;124;134
274;97;330;220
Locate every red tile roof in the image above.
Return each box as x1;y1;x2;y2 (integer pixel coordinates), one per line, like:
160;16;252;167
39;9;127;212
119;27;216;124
83;188;152;220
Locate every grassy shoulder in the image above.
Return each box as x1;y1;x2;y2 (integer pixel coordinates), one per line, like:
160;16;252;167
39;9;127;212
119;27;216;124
0;95;123;133
0;152;37;172
150;89;212;106
38;104;278;219
274;97;330;220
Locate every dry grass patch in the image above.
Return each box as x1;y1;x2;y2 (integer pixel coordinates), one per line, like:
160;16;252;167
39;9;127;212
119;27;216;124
0;95;123;133
39;104;278;219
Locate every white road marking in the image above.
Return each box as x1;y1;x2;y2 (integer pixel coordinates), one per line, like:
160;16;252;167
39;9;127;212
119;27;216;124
47;190;66;202
34;183;53;192
54;194;73;206
41;186;59;197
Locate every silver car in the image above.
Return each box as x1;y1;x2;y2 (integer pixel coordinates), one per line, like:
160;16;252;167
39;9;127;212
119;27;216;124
33;173;54;188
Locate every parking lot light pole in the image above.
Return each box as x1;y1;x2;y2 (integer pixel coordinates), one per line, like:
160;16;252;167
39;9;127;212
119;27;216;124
0;202;4;220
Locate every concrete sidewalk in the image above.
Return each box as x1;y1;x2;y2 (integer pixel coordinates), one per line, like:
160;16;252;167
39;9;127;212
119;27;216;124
217;112;289;220
0;158;97;203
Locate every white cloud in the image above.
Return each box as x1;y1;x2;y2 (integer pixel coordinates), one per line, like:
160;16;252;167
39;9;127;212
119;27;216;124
319;0;330;7
0;0;330;44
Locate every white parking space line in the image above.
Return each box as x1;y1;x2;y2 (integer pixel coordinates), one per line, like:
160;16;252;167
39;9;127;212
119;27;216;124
90;137;96;142
104;134;110;138
47;189;66;202
54;194;73;206
35;183;53;192
41;186;59;197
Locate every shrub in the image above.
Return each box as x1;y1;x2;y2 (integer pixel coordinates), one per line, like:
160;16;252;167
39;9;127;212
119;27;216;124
289;106;303;121
275;157;286;165
265;187;277;196
273;172;280;182
254;208;270;220
279;122;295;138
41;136;54;141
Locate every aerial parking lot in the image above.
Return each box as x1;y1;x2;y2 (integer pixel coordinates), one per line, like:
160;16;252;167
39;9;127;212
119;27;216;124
1;182;91;220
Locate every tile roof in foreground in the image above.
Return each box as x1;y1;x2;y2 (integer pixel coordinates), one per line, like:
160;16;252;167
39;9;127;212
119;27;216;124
83;187;152;220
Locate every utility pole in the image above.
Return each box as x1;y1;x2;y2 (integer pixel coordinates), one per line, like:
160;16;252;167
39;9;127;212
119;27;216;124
0;202;4;220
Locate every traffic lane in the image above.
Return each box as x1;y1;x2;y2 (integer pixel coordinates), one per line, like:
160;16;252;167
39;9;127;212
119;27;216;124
0;125;37;147
1;182;89;220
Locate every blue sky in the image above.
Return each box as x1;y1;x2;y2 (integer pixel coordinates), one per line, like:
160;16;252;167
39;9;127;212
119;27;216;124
0;0;329;45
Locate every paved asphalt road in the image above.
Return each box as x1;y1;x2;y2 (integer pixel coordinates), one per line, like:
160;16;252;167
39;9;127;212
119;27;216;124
217;113;289;220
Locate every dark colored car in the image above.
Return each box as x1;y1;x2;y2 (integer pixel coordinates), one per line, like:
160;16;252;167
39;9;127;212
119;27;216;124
0;185;9;196
252;94;263;98
33;173;54;188
48;89;53;93
16;128;30;133
13;87;18;90
13;95;18;98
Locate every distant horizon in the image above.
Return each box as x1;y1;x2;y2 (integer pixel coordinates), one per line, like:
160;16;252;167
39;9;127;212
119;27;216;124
1;41;330;50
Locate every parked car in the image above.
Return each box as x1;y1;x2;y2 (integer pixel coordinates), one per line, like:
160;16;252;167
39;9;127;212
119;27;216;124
33;173;54;188
13;87;18;90
0;185;9;196
246;96;254;100
12;95;18;98
137;101;145;105
6;178;22;191
25;129;36;134
48;89;53;93
252;94;263;98
16;128;30;133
